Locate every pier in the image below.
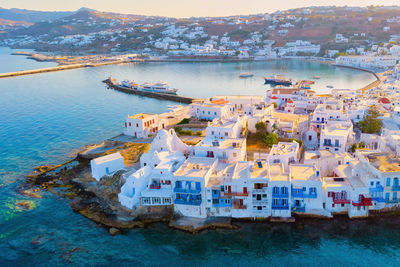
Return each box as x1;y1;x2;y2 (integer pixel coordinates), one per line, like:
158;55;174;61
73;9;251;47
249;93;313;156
0;60;135;79
103;78;196;104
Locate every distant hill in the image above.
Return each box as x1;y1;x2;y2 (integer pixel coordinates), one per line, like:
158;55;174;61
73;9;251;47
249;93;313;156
0;7;75;23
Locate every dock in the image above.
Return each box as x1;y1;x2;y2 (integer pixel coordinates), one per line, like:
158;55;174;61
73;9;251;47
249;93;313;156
103;78;195;104
0;60;135;79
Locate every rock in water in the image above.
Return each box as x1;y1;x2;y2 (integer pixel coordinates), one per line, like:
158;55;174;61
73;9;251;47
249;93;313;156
109;227;120;236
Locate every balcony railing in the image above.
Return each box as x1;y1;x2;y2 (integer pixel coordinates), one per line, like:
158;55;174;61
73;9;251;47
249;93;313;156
272;205;289;210
149;184;161;189
222;191;249;197
292;189;317;198
392;186;400;192
333;199;351;204
385;199;399;204
371;196;385;202
174;187;201;194
233;204;247;209
272;192;289;198
352;198;372;207
174;198;202;206
291;205;306;212
369;185;384;193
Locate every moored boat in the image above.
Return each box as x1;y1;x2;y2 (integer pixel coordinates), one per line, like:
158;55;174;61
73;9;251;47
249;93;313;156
139;81;178;95
264;74;292;86
239;72;254;78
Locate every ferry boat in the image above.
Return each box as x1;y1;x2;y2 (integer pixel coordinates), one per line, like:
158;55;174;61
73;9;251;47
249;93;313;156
239;72;254;78
121;80;139;90
264;74;292;86
139;82;178;95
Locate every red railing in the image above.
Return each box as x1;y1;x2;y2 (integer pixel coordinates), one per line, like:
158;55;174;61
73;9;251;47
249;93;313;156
333;199;351;204
352;196;372;206
222;192;249;197
149;184;161;189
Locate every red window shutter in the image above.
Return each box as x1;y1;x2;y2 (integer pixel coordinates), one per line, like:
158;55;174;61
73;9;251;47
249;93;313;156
243;187;247;194
136;123;138;127
129;122;131;126
125;122;127;128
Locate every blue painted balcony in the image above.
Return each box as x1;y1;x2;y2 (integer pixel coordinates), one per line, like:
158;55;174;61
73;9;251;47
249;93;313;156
304;193;318;198
371;196;385;202
272;205;289;210
392;186;400;192
174;187;201;194
272;192;289;198
174;198;202;206
369;185;384;193
291;205;306;212
385;198;399;204
292;189;304;198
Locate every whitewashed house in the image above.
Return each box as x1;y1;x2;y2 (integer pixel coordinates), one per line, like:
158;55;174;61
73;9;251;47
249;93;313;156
91;152;125;181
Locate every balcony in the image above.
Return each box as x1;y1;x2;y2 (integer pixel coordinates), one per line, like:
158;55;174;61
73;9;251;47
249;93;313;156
333;199;351;204
352;197;372;207
149;184;161;189
174;187;201;194
232;199;247;209
292;188;317;198
371;196;385;202
385;199;399;204
369;185;384;193
392;186;400;192
291;205;306;212
174;198;202;206
272;205;289;210
222;191;249;197
272;193;289;198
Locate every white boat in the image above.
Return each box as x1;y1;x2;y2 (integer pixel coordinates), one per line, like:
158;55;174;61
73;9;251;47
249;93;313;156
139;81;178;95
326;85;334;88
121;80;139;90
239;72;254;78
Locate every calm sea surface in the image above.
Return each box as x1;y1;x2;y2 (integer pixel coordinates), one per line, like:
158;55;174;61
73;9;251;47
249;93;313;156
1;47;399;266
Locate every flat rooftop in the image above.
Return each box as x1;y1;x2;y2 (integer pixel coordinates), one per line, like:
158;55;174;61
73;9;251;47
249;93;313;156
128;113;155;120
251;161;269;179
269;164;289;182
92;152;122;165
209;119;236;128
174;157;215;178
270;142;298;156
198;137;244;149
323;177;351;188
364;152;400;172
290;165;318;181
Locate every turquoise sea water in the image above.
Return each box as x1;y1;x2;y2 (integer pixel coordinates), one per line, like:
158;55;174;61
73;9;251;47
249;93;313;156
1;48;399;266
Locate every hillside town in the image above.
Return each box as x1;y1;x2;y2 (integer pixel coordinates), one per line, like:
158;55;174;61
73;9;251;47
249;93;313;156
1;6;400;67
83;60;400;221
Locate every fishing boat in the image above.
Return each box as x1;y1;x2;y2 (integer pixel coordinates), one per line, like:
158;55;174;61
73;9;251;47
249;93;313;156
239;72;254;78
326;85;334;89
264;74;292;86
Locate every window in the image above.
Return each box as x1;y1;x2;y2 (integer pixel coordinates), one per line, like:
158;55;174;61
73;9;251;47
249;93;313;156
225;132;228;137
370;181;374;186
273;199;278;206
394;192;398;200
282;187;288;195
385;192;390;200
273;187;279;194
212;199;219;204
129;122;131;126
386;178;391;186
214;112;217;115
282;199;287;206
310;187;316;194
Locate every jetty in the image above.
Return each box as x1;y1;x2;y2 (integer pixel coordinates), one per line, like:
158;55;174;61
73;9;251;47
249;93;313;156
103;78;195;104
0;60;134;79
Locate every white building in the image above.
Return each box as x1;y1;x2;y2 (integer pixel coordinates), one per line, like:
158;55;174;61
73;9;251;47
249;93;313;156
90;152;125;181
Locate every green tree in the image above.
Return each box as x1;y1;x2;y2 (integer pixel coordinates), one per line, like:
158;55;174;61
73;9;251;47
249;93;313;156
264;133;278;147
359;105;382;134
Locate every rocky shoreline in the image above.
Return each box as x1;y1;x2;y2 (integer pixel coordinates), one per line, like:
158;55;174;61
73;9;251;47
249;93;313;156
20;135;400;236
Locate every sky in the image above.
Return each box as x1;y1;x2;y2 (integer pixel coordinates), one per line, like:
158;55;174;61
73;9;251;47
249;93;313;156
1;0;399;18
